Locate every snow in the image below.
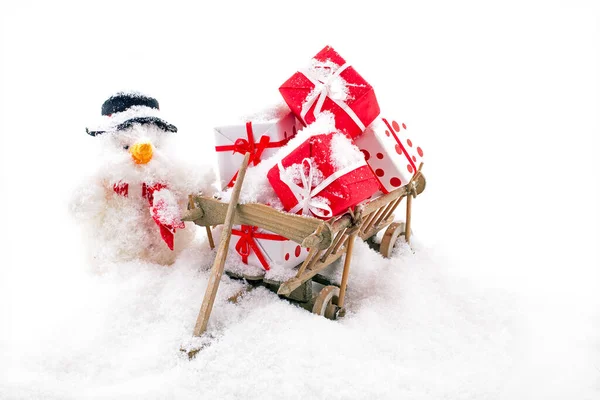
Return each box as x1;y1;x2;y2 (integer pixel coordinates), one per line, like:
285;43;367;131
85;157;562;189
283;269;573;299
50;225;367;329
330;132;365;170
303;58;352;103
152;189;182;226
1;1;599;399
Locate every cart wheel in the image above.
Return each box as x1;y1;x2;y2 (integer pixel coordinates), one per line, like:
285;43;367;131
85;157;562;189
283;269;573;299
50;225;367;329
380;222;411;258
415;173;426;195
312;285;340;320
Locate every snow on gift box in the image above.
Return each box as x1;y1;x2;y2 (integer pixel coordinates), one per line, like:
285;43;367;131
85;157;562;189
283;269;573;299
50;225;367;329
354;117;424;193
267;132;380;219
213;105;301;190
279;45;380;139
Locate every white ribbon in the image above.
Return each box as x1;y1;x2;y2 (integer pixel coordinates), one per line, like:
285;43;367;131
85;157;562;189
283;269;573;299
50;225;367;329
278;157;367;218
299;62;366;132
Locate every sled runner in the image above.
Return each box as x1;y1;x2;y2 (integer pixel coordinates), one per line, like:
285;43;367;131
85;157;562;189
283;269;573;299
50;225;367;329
181;152;425;357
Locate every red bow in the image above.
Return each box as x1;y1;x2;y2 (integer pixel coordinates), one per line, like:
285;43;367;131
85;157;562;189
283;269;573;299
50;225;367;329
231;225;288;271
215;122;295;187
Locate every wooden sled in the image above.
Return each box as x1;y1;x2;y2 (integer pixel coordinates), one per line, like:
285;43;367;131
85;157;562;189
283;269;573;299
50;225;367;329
181;153;426;357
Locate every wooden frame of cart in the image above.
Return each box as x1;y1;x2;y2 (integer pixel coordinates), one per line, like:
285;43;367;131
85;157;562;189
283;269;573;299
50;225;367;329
182;153;425;353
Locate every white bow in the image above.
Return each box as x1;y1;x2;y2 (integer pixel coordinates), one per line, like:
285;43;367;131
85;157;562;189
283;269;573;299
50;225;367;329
299;62;366;131
278;157;367;218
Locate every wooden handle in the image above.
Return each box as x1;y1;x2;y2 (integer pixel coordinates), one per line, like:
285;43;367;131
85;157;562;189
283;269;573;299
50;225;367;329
193;153;251;337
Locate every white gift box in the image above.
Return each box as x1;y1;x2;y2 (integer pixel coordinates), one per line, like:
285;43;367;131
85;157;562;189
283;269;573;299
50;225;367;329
354;117;424;193
213;111;300;190
227;225;310;271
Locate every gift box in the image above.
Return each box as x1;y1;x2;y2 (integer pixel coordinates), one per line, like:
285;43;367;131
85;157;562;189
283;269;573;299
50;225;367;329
267;133;380;219
214;111;300;189
230;225;310;271
353;118;424;193
279;45;380;139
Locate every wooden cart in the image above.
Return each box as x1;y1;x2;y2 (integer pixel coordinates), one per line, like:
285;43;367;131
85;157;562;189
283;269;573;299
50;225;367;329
182;153;426;354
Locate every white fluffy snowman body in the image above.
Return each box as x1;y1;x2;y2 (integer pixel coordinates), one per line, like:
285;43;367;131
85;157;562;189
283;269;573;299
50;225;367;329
72;115;206;266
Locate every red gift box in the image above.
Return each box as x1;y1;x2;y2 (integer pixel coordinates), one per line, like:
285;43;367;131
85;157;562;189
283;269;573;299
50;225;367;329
267;133;380;219
279;45;380;139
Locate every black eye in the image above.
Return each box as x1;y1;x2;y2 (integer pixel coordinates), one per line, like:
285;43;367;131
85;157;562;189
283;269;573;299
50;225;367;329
123;145;130;150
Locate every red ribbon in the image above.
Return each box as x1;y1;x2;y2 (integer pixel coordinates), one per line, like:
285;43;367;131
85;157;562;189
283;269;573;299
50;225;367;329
215;122;295;187
113;182;129;196
142;182;167;205
231;225;289;271
381;118;418;177
112;181;181;250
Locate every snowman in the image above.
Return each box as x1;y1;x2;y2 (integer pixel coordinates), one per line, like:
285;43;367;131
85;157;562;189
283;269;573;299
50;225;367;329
72;92;208;265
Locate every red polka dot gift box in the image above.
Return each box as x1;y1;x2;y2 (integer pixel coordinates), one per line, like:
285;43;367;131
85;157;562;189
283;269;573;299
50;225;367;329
279;45;381;139
229;225;310;271
353;118;424;193
214;111;300;190
267;132;380;219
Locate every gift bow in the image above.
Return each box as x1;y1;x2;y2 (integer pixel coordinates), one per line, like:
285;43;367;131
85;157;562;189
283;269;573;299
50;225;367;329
300;62;366;131
231;225;289;271
232;122;272;166
277;157;367;218
215;121;293;187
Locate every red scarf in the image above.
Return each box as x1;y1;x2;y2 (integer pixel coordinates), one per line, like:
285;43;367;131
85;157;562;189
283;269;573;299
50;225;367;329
113;182;184;250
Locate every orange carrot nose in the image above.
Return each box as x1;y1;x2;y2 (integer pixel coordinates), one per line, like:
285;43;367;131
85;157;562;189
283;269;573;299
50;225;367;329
129;141;153;164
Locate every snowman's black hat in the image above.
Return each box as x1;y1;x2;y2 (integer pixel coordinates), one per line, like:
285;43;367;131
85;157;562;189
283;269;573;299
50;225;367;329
86;92;178;136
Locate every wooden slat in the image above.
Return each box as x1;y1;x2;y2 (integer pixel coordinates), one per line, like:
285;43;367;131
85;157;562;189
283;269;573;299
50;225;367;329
405;193;413;245
277;251;346;296
361;187;406;216
381;197;403;223
358;212;376;235
372;200;397;229
362;206;387;235
337;231;357;308
306;249;325;271
333;233;349;254
296;243;321;278
320;228;346;262
183;197;332;250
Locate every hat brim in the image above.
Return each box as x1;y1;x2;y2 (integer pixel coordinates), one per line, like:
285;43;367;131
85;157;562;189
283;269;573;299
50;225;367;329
86;116;177;137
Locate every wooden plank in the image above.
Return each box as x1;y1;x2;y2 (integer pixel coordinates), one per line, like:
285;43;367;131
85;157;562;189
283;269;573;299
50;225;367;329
183;197;332;250
405;193;413;245
333;233;349;255
361;187;406;216
277;251;345;296
359;218;393;241
192;153;250;337
358;212;376;235
337;231;357;308
372;200;397;229
381;198;402;225
205;227;215;250
296;242;321;278
362;206;387;235
358;172;425;217
320;228;346;262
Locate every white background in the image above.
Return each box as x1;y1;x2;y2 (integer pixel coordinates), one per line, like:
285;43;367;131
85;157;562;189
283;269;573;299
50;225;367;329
1;0;598;399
